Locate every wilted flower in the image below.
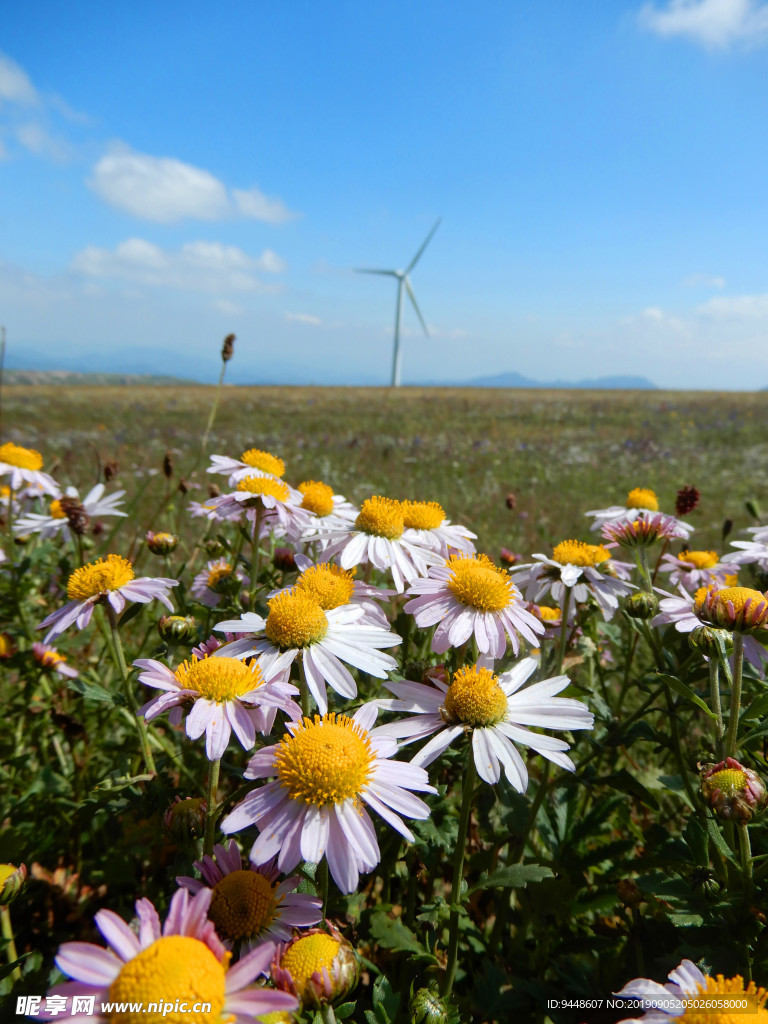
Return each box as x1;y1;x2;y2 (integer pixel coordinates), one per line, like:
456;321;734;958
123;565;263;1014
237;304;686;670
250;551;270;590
272;926;358;1008
701;757;768;824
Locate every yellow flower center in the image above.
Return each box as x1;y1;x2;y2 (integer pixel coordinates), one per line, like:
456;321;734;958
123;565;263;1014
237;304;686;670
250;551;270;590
0;864;15;888
707;768;749;794
67;555;135;601
552;540;609;568
714;587;766;614
275;714;375;806
49;499;66;519
281;934;342;1002
106;935;227;1024
209;869;278;941
38;648;66;668
240;448;285;477
680;550;719;570
447;554;513;612
206;563;233;589
298;480;335;517
258;1014;294;1024
442;665;508;727
678;975;768;1023
174;657;262;702
296;564;355;610
236;476;291;501
0;635;12;657
401;500;446;530
536;605;561;621
265;591;329;650
355;496;404;540
626;487;659;511
694;584;718;613
0;442;43;472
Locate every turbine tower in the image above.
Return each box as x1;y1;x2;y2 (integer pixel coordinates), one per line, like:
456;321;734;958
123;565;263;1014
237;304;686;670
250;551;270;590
356;218;441;388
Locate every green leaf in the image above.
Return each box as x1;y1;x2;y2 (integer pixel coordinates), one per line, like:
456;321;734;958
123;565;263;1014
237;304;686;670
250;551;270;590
66;677;116;703
656;673;716;720
705;816;738;864
599;769;660;810
369;912;425;955
469;863;553;893
741;689;768;721
0;951;31;981
372;975;401;1023
683;817;709;866
335;1001;357;1020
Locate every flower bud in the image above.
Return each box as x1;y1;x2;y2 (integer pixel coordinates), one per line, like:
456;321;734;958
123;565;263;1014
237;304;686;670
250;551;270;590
701;757;768;824
695;586;768;632
0;633;16;658
410;987;458;1024
616;879;642;908
103;458;119;482
163;451;174;479
624;592;659;620
272;926;358;1009
274;547;297;572
688;625;733;657
145;531;179;556
745;498;763;522
504;492;517;511
205;538;227;557
158;614;197;644
691;867;721;903
0;863;26;904
162;796;207;842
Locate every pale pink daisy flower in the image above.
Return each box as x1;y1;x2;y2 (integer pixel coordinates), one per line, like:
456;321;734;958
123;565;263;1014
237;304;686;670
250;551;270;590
221;704;436;894
207;447;286;484
31;642;78;679
511;540;635;621
191;558;246;607
33;887;297;1023
586;486;694;539
320;495;444;593
187;498;243;522
269;554;395;628
613;957;767;1022
14;483;126;541
208;475;314;543
294;479;359;543
135;655;300;761
404;553;544;658
177;839;322;952
601;512;692;547
658;548;733;591
375;658;593;790
723;530;768;572
401;499;477;557
213;592;401;715
0;441;58;496
38;554;177;644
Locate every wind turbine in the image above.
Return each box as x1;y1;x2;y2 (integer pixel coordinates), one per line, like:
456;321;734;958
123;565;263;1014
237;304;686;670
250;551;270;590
356;218;441;388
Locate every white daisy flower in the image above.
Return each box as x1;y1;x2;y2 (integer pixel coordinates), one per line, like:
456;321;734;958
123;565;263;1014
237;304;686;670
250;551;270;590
213;590;402;714
31;642;78;679
207;446;286;484
38;554;177;644
207;475;314;543
321;496;444;594
376;658;593;790
400;499;477;557
0;441;58;496
658;548;733;591
14;483;126;541
586;486;694;539
294;479;359;543
270;555;395;628
191;558;246;607
135;654;300;761
511;540;635;621
404;553;544;658
220;704;436;894
614;957;768;1022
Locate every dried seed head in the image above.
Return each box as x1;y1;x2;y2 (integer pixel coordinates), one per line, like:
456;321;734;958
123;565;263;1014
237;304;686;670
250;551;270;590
675;485;700;517
221;333;236;362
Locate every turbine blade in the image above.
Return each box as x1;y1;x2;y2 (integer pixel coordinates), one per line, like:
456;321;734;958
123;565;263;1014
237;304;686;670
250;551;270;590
404;277;429;337
354;267;398;277
405;217;442;274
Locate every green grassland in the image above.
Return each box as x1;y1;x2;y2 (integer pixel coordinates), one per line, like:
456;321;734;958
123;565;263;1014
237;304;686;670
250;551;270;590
5;384;768;557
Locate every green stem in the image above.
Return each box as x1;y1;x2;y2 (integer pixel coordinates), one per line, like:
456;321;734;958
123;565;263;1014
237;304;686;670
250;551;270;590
709;657;724;758
105;606;156;774
319;1005;337;1024
318;857;329;921
554;588;572;677
204;757;222;858
635;547;654;593
663;684;698;808
725;631;744;758
200;360;227;457
249;507;264;611
0;904;20;982
442;752;476;1000
739;821;754;908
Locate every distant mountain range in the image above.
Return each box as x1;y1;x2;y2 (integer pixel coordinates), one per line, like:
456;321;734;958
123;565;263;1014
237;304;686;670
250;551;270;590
463;371;657;389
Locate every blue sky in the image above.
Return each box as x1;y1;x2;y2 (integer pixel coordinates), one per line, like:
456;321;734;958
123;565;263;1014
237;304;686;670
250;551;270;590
2;1;768;387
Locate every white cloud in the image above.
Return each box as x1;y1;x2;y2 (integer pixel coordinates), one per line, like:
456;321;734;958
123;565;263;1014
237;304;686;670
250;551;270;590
16;122;72;162
0;53;39;105
71;238;286;293
89;144;299;224
697;292;768;317
232;187;298;224
286;312;323;326
638;0;768;48
683;273;726;288
213;299;244;315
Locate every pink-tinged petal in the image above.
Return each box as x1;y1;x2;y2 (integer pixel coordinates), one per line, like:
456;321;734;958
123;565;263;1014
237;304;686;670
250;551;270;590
55;942;122;985
224;941;276;992
410;724;464;768
176;877;205;893
94;909;140;961
326;808;359;893
217;839;243;874
244;746;278;780
309;644;357;698
40;600;85;642
336;801;380;870
380;678;444;710
486;729;528;791
472;728;500;785
135;898;161;947
351;702;379;733
225;990;299;1016
221;782;287;833
301;652;329;714
225;700;256;751
361;788;415;842
299;804;330;863
372;759;435;792
366;779;432;819
185;697;216;740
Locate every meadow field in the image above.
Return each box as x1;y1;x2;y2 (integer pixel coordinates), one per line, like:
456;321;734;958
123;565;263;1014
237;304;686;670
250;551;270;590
3;382;768;1024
